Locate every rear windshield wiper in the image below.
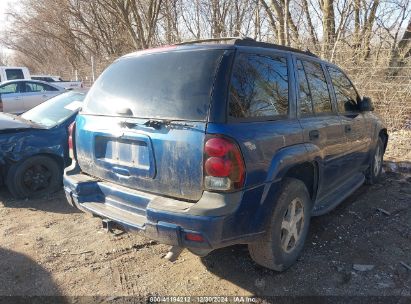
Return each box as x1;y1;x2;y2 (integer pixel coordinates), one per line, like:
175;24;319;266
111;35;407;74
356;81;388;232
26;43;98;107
120;119;194;130
144;119;195;129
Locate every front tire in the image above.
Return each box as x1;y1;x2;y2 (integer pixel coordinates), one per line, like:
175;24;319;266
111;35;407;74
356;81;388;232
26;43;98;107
365;137;384;184
6;155;62;199
248;178;312;271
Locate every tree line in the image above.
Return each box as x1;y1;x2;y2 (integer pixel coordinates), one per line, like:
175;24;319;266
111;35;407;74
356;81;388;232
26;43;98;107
1;0;410;75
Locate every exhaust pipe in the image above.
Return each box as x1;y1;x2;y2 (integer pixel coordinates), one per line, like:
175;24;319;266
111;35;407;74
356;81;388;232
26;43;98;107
164;246;184;262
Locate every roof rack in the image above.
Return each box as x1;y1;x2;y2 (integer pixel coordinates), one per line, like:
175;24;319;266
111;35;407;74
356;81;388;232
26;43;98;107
174;37;241;45
175;37;318;58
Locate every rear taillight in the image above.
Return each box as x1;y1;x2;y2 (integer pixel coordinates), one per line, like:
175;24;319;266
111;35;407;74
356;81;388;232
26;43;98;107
204;136;245;191
68;122;75;159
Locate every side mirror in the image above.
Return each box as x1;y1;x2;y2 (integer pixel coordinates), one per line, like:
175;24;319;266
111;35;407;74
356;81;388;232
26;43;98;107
358;96;374;112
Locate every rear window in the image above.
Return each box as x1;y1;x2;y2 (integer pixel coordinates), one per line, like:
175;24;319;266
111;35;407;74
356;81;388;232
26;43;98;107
6;69;24;80
83;49;224;121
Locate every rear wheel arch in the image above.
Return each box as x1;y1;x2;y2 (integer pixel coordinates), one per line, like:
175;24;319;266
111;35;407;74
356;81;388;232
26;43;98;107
256;160;318;233
378;128;388;152
283;161;319;202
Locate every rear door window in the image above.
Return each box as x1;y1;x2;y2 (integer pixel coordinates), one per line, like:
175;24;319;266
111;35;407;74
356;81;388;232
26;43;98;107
296;60;313;115
6;69;24;80
301;60;333;114
83;49;224;121
26;82;59;92
229;53;289;119
327;66;359;113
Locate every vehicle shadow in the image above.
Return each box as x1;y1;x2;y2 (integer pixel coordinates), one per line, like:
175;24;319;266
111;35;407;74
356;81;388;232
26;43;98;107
0;188;80;215
0;247;65;300
200;170;407;296
200;187;372;296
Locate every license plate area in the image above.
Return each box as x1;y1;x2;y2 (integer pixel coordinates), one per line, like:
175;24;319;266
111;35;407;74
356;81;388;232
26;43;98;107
93;133;155;179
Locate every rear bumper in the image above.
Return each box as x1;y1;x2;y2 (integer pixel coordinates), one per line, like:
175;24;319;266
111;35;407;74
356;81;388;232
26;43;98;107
63;166;261;250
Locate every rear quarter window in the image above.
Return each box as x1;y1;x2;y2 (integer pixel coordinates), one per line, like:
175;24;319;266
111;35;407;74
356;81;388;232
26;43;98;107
229;53;289;120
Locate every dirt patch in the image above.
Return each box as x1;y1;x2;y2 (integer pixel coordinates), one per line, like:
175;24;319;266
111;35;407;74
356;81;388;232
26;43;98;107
0;171;410;297
385;130;411;163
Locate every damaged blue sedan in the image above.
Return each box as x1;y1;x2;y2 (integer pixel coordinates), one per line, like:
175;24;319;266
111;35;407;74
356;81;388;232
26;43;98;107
0;90;86;198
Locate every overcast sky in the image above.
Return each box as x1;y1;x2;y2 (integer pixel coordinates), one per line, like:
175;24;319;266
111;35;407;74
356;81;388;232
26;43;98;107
0;0;19;53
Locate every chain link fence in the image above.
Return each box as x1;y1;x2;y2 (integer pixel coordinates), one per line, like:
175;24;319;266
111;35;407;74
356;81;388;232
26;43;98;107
62;43;411;134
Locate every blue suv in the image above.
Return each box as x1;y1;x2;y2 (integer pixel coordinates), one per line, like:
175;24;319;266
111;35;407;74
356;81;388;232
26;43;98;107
63;38;388;270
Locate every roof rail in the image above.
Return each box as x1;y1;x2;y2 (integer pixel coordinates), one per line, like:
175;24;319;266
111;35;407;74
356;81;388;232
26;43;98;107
174;37;242;45
175;37;318;58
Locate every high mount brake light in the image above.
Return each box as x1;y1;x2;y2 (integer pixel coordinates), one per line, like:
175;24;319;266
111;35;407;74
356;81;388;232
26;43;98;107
203;136;245;191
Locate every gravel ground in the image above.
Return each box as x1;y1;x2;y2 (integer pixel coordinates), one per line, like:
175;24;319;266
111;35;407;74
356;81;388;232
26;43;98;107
0;168;409;300
0;127;410;300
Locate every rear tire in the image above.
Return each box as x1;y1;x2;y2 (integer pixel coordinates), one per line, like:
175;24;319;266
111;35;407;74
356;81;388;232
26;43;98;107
365;137;384;185
6;155;61;199
248;178;312;271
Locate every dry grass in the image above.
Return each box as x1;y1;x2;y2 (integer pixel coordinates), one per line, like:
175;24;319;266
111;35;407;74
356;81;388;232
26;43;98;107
384;129;411;162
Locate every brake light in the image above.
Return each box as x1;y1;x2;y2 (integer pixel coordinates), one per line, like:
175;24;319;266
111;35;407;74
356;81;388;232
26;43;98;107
185;233;204;242
68;122;75;159
204;136;245;191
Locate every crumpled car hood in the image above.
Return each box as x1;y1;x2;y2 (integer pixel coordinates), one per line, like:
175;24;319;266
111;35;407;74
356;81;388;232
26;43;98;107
0;113;43;131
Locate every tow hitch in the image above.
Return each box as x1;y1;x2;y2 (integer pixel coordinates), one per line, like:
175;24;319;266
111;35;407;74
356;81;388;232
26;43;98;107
102;219;115;233
101;219;184;262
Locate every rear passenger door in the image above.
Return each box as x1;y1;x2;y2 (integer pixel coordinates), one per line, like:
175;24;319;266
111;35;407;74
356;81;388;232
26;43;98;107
23;81;60;110
294;57;346;196
326;66;371;174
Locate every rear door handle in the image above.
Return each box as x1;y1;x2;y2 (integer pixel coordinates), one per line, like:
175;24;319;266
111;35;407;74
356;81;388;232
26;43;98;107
309;130;320;140
345;125;352;133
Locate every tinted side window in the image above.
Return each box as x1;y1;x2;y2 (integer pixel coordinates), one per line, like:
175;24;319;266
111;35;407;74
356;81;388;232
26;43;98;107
229;53;288;119
328;66;359;112
6;69;24;80
26;82;45;92
26;82;58;92
0;83;18;94
302;61;332;113
44;84;59;91
296;60;313;115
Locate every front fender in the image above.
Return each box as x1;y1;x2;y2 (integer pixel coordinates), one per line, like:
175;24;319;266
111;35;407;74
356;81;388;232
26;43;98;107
0;130;67;167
